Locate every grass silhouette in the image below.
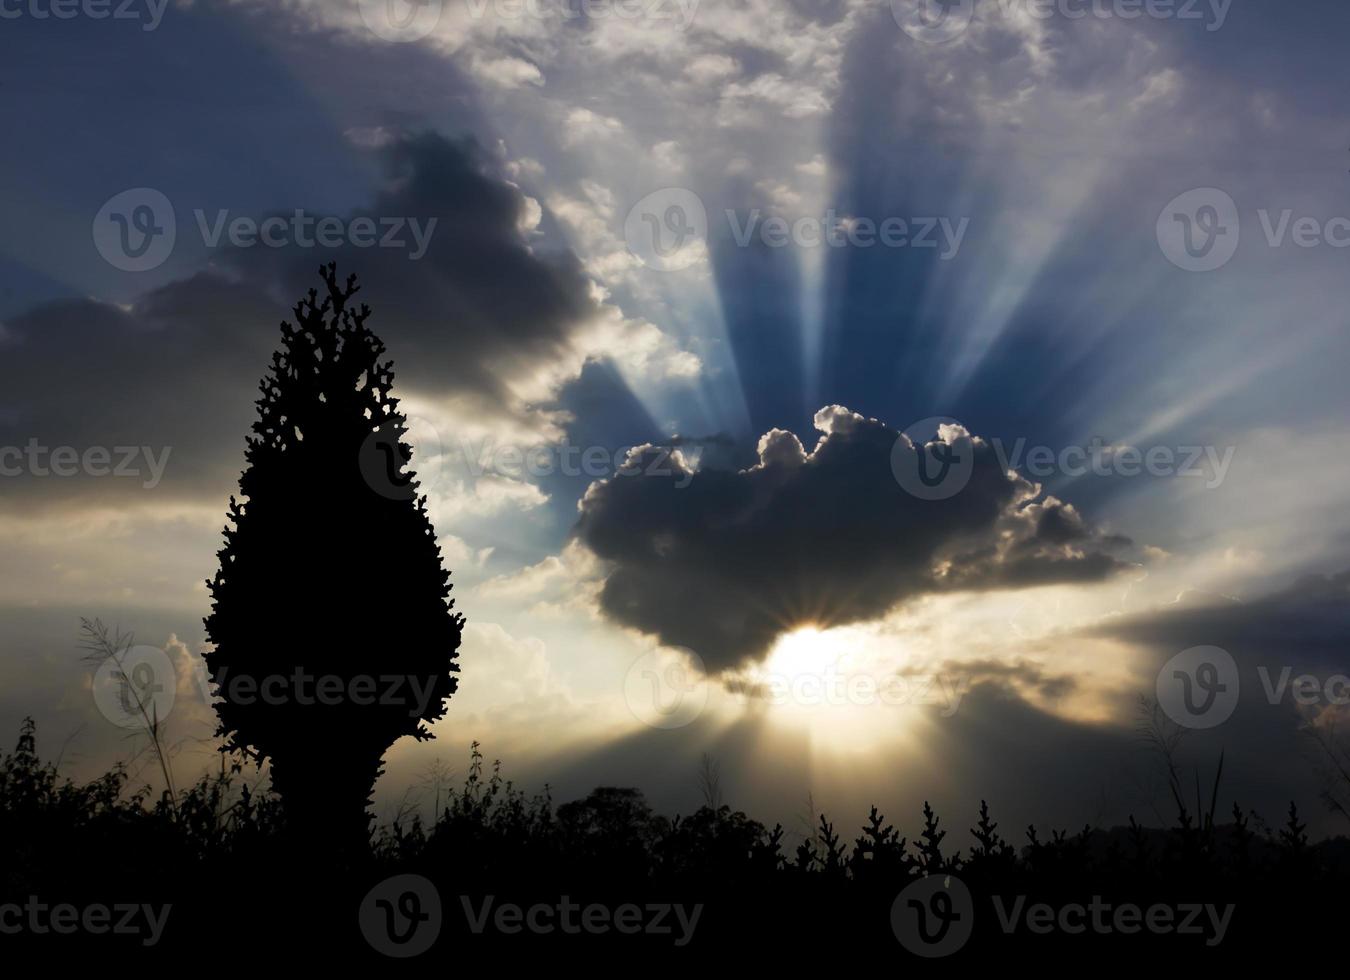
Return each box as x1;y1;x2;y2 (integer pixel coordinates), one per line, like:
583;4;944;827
3;718;1347;961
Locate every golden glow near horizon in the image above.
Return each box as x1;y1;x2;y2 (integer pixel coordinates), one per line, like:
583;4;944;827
730;623;937;752
709;586;1149;755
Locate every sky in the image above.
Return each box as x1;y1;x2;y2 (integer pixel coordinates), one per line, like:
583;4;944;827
2;0;1350;840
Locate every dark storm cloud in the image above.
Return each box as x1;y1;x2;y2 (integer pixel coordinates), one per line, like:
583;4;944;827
527;360;663;550
1091;570;1350;670
575;406;1134;672
0;135;600;508
1073;569;1350;837
915;657;1081;702
0;275;282;505
224;133;596;398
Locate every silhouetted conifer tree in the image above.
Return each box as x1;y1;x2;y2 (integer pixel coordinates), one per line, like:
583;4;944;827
204;263;462;857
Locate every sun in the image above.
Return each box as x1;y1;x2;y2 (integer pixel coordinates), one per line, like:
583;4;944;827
763;625;841;682
740;623;925;753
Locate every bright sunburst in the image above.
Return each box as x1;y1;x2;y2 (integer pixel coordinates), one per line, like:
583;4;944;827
740;624;924;752
761;625;842;682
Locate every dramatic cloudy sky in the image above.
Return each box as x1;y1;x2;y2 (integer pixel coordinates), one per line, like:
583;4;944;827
3;0;1350;839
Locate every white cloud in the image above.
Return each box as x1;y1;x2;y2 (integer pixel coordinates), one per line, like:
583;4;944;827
684;53;739;84
564;107;625;146
651;139;686;171
471;55;546;89
796;154;827;177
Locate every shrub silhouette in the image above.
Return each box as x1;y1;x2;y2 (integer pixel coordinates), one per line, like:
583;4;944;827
6;720;1350;957
204;263;462;856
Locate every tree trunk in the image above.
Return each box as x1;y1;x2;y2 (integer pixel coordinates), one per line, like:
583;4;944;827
269;748;384;868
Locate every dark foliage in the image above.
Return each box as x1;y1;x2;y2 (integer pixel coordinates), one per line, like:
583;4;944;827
203;264;462;855
4;721;1349;963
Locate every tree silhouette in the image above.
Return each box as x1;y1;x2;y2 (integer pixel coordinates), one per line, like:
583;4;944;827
204;263;462;857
